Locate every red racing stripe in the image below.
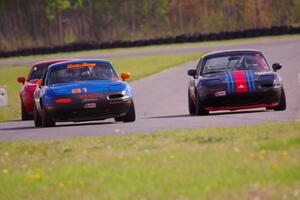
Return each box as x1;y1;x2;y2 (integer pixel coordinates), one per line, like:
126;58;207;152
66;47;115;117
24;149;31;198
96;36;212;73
232;70;248;93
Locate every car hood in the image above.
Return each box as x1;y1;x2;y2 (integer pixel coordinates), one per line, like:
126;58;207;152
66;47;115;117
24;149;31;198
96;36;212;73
200;70;278;93
48;80;127;95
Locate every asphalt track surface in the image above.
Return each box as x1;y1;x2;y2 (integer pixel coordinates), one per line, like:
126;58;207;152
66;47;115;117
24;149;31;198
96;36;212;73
0;38;300;140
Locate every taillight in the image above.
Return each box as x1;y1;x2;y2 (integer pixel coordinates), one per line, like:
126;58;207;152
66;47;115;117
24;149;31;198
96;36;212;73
55;98;72;104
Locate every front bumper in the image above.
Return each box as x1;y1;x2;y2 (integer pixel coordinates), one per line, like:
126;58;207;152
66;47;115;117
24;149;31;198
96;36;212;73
199;87;281;111
45;94;133;122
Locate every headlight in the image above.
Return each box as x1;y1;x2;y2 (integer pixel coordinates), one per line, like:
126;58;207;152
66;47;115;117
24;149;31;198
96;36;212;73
273;78;282;88
122;87;133;97
122;89;128;96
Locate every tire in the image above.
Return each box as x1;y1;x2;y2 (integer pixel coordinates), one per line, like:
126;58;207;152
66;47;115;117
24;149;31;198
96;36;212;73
21;100;32;120
115;102;136;123
188;90;196;115
195;92;209;116
273;88;286;111
33;104;42;127
41;104;55;127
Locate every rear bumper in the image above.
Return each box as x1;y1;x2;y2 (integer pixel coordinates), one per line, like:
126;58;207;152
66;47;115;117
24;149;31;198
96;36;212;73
200;88;281;111
46;98;133;122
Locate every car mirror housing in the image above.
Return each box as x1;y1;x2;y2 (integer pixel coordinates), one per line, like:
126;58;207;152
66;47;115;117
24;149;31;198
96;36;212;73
17;76;26;84
121;72;131;81
272;63;282;71
187;69;196;76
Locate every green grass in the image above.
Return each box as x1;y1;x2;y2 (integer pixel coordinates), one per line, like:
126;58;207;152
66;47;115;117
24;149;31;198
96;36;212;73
0;51;204;121
0;34;299;62
0;121;300;199
0;65;30;121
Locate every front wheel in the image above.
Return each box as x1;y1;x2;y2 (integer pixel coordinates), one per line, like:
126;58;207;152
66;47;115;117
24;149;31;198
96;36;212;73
273;88;286;111
188;90;196;115
33;104;42;127
115;102;136;123
21;100;32;120
195;93;209;116
41;104;55;127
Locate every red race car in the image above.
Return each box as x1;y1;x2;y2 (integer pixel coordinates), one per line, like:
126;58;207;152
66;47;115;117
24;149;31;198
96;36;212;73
17;59;71;120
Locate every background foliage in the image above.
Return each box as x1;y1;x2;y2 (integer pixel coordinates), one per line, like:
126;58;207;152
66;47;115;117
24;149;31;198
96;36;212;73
1;0;300;51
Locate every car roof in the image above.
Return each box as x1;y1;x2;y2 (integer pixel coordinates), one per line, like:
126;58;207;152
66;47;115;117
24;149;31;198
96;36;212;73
33;59;73;67
203;49;263;58
48;59;112;70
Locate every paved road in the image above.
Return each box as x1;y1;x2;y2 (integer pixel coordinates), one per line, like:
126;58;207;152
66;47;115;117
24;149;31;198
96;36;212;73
0;38;300;140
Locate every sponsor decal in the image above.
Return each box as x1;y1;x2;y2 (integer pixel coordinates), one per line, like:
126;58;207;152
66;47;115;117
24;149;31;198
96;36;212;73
78;93;103;99
67;63;96;69
84;103;97;109
214;91;226;97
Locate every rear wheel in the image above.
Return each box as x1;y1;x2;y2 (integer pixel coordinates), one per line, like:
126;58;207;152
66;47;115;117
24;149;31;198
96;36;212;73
273;88;286;111
41;104;55;127
195;92;209;116
115;102;136;123
188;90;196;115
33;104;42;127
21;100;32;120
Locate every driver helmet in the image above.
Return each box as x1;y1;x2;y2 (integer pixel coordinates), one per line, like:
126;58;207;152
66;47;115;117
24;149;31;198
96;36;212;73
244;56;259;68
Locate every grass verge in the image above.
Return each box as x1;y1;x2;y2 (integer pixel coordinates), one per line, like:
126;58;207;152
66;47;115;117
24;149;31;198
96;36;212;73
0;34;299;62
0;121;300;199
0;51;204;121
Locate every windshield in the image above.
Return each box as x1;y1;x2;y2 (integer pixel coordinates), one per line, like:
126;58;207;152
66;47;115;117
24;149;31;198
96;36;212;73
28;64;49;81
46;62;118;84
201;52;270;75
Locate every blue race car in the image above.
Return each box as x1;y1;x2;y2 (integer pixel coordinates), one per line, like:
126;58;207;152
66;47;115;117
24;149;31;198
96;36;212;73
33;59;135;127
187;50;286;115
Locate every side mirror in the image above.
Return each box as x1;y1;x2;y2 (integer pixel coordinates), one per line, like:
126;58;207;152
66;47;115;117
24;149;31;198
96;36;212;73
17;76;26;84
272;63;282;71
121;72;131;81
187;69;196;76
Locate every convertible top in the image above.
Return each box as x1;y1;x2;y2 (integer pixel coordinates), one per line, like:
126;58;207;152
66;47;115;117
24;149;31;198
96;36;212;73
203;49;263;58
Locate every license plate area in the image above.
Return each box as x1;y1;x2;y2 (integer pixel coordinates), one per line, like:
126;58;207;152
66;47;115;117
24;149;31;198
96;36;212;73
84;103;97;109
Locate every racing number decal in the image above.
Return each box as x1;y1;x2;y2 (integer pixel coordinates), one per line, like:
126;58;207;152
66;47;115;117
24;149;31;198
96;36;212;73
72;88;88;94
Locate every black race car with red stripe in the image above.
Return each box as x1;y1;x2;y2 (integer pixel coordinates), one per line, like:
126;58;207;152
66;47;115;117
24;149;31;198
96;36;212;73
187;50;286;115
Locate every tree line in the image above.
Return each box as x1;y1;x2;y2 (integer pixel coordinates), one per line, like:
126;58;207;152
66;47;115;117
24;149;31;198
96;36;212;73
0;0;300;51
